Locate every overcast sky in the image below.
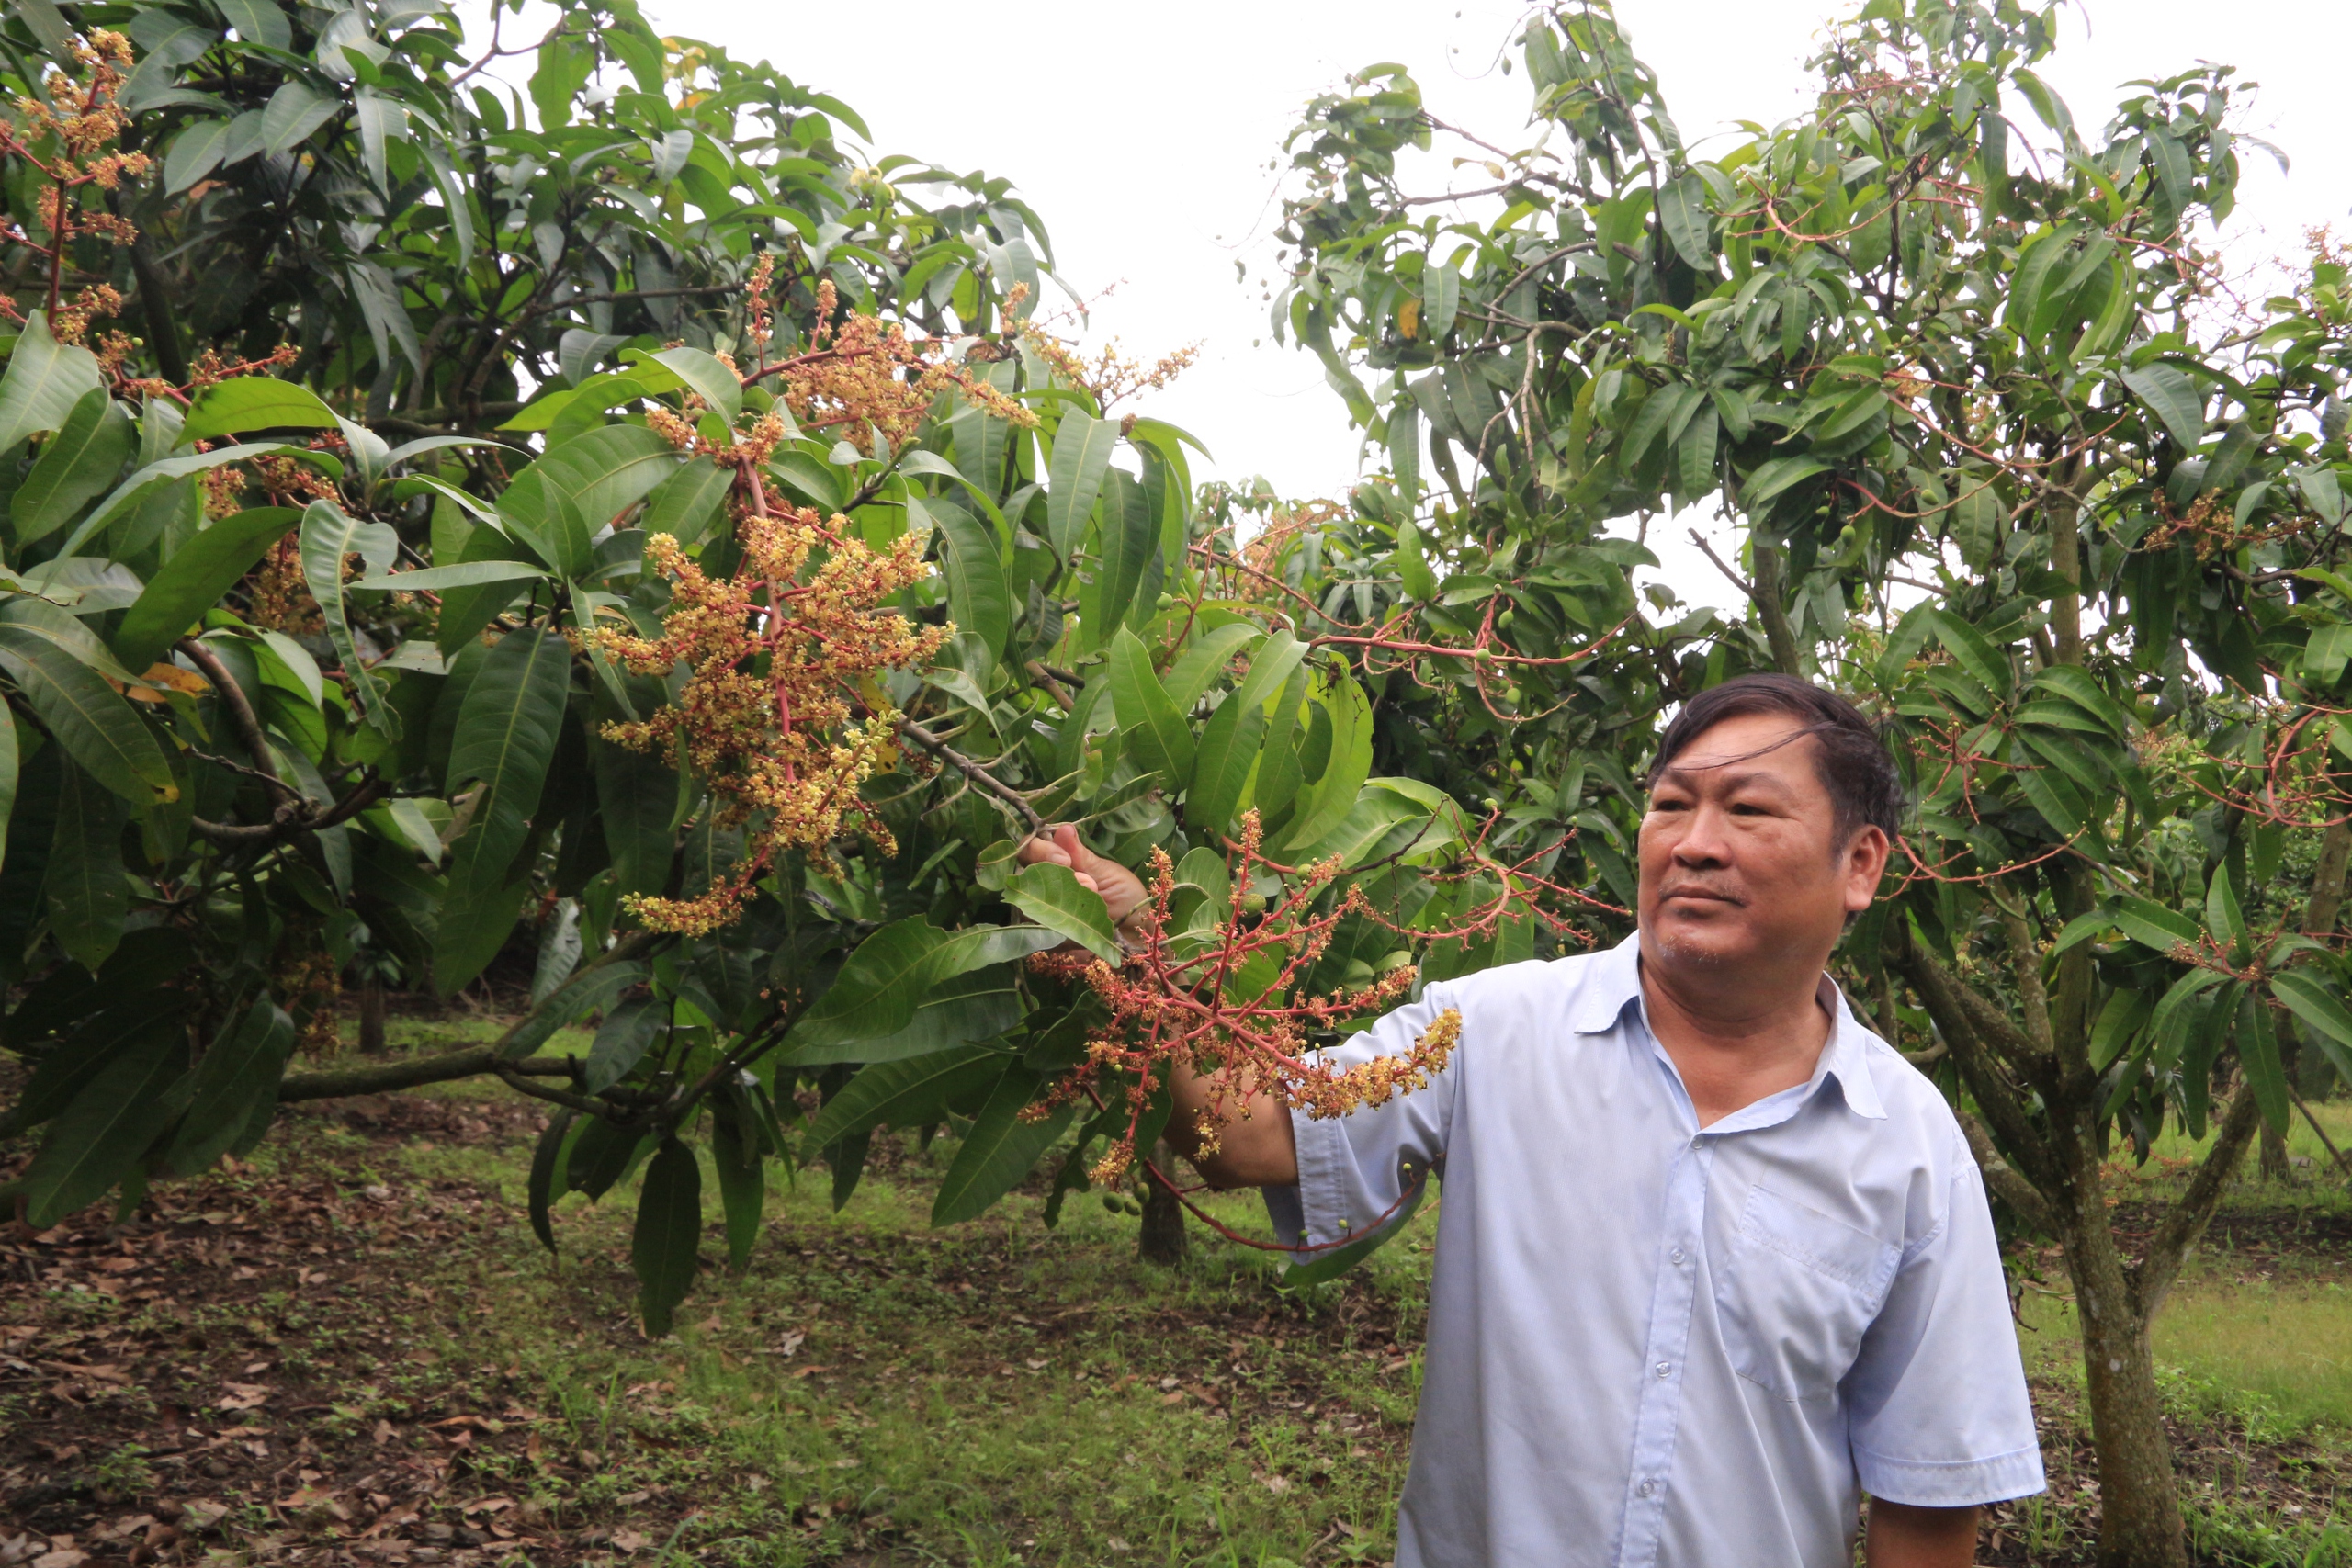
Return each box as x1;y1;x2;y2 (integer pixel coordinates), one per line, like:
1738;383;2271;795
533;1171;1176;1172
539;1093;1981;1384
580;1;2349;607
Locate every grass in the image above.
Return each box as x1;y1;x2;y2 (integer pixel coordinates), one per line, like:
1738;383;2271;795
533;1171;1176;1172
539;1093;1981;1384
6;1015;2347;1566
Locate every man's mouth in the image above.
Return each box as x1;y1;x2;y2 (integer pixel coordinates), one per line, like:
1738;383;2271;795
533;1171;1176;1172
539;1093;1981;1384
1659;886;1743;907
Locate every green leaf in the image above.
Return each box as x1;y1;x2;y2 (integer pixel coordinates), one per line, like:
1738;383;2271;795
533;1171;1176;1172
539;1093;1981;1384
2113;896;2201;953
58;443;330;558
111;507;301;671
792;964;1028;1065
217;0;292;51
2120;361;2206;450
0;311;103;455
1420;260;1461;340
932;1065;1075;1225
11;388;135;546
784;917;951;1052
1187;631;1306;835
1165;623;1259;710
1949;470;2006;570
1738;455;1830;508
582;999;662;1095
631;1137;703;1337
1090;469;1159;647
164;118;231;194
45;761;129;973
17;1011;187;1227
2030;666;2134;738
260;80;336;153
1046;410;1119;558
1110;627;1193;786
2204;866;2245;950
2089;987;2153;1070
933;498;1011;659
711;1112;764;1269
0;704;17;881
1004;862;1123;962
1396;515;1439;601
1277;678;1375;853
179;378;339;444
526;1109;577;1254
435;629;573;991
639;457;732;546
163;1001;293;1176
628;345;742;424
347;559;548;592
798;1043;1004;1152
2011;747;2088;837
2237;992;2290;1136
2270;968;2352;1082
526;423;678;537
1659;174;1715;269
1926;608;2014;699
0;625;175;806
594;733;675;897
300;500;400;736
566;1117;650;1201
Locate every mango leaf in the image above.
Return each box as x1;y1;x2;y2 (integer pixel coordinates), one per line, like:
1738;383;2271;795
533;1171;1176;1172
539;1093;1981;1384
798;1043;1004;1152
300;500;400;736
1926;608;2015;698
627;344;742;424
1003;862;1122;961
584;998;662;1093
1738;455;1830;507
711;1111;763;1269
932;1065;1075;1225
631;1137;702;1337
347;559;548;592
1046;409;1118;557
1091;469;1159;647
783;917;951;1052
2120;360;2206;450
639;457;733;546
1658;174;1714;269
2268;968;2352;1082
435;629;573;991
529;423;679;535
179;378;339;443
526;1109;578;1254
2088;987;2153;1071
0;705;16;880
1188;630;1306;835
111;507;301;671
59;442;331;557
16;1011;187;1227
0;625;175;806
11;387;135;546
1110;627;1193;786
0;311;103;455
2030;666;2134;738
594;733;676;896
2236;991;2290;1135
163;1000;293;1175
45;761;129;973
933;498;1010;659
2112;897;2201;953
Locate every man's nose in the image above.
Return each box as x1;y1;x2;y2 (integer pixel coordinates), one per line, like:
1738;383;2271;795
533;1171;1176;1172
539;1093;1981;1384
1672;801;1734;863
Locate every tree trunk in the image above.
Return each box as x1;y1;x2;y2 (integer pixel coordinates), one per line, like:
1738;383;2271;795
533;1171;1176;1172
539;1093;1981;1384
2055;1178;2188;1568
1137;1139;1189;1265
358;977;389;1056
2258;1116;2292;1182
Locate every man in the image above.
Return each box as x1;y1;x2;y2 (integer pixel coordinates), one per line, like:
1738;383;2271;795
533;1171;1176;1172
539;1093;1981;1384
1020;673;2042;1568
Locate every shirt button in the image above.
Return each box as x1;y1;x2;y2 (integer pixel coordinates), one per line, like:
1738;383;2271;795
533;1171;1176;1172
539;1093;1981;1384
1656;1361;1671;1379
1638;1480;1657;1497
1690;1134;1705;1150
1670;1247;1687;1265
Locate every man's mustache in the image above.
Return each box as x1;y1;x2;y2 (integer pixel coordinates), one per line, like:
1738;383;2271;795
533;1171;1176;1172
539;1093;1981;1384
1657;883;1746;907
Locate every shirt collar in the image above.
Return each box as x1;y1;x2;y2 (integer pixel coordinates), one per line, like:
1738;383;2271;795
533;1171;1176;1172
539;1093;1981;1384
1571;931;1887;1121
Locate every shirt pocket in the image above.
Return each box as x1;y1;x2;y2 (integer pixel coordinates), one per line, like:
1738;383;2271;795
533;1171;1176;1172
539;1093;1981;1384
1715;1183;1902;1404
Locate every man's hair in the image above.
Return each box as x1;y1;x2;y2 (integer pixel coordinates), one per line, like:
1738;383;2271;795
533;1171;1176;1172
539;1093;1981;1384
1645;673;1905;848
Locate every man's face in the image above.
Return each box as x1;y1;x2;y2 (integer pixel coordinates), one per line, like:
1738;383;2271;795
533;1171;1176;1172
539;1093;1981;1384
1636;711;1889;975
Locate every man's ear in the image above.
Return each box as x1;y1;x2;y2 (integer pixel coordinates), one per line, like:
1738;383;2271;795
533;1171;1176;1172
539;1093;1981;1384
1843;825;1891;912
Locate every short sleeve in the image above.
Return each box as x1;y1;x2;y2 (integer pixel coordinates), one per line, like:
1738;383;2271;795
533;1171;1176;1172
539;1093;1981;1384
1263;984;1462;1255
1844;1147;2046;1506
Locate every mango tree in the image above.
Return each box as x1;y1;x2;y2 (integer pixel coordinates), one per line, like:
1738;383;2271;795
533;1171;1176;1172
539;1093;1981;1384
1269;3;2352;1564
0;0;1558;1342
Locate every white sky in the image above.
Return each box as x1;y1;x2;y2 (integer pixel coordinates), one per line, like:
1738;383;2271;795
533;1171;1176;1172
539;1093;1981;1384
609;1;2349;610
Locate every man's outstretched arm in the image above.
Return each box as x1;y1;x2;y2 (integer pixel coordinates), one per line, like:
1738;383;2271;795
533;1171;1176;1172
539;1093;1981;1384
1016;828;1299;1190
1865;1501;1978;1568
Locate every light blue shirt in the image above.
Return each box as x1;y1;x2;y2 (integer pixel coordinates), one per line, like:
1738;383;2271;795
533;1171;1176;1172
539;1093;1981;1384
1267;932;2043;1568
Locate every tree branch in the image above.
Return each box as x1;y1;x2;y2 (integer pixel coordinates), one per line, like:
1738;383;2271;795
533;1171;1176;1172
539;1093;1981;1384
1960;1109;2053;1233
897;717;1043;832
1887;922;2060;1194
277;1046;571;1103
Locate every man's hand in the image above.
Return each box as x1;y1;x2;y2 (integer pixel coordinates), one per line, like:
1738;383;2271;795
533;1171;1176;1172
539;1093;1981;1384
1016;825;1149;935
1016;825;1297;1188
1864;1500;1978;1568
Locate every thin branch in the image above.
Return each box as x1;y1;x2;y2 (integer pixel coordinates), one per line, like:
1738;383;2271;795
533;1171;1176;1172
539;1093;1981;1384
178;637;298;810
1960;1109;2052;1233
897;717;1043;832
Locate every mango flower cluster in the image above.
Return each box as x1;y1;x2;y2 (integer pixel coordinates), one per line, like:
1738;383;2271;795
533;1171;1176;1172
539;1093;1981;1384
590;504;951;934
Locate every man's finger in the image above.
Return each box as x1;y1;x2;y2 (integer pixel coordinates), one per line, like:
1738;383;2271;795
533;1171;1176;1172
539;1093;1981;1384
1074;872;1101;894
